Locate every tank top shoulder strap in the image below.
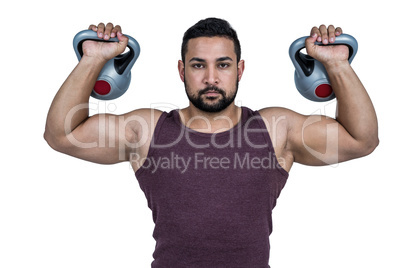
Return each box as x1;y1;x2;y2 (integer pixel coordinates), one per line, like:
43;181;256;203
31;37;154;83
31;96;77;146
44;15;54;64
242;107;288;177
244;107;275;149
134;111;169;177
146;110;171;153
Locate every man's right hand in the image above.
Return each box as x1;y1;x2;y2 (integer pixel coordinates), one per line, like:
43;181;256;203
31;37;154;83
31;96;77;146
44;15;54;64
84;22;129;62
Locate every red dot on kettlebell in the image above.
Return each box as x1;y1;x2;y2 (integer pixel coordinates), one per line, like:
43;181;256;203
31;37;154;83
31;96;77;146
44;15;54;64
94;80;111;95
315;84;333;98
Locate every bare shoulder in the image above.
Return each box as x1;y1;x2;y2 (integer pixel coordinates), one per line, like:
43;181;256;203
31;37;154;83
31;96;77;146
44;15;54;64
125;108;164;122
123;108;164;171
258;106;308;133
124;108;164;143
258;106;301;119
258;107;299;172
258;106;301;132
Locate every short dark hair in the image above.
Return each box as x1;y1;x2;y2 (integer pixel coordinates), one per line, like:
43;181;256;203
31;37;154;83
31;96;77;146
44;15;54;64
181;17;241;63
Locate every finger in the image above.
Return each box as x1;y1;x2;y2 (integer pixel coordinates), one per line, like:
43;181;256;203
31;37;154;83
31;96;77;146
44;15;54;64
111;24;122;38
327;25;336;43
335;27;343;36
310;26;320;38
97;22;105;38
117;31;129;50
313;26;322;42
88;24;97;31
319;24;328;44
102;22;114;40
306;27;319;54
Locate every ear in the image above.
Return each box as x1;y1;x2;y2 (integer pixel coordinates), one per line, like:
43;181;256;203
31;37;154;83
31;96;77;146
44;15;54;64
178;60;185;82
237;60;245;82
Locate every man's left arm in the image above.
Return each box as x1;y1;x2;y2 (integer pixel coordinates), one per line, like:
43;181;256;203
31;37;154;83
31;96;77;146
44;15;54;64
284;25;379;166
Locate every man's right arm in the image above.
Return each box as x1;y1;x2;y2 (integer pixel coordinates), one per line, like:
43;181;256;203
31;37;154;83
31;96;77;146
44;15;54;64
44;23;161;165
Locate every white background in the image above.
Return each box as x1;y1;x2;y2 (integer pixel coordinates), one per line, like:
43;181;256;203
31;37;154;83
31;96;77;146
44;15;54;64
1;0;400;267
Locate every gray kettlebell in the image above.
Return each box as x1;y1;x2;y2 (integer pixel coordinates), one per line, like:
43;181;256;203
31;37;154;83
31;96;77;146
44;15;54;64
289;34;358;102
73;30;140;100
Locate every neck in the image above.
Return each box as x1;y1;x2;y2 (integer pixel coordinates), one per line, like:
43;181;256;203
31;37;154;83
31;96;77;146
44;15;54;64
179;103;242;133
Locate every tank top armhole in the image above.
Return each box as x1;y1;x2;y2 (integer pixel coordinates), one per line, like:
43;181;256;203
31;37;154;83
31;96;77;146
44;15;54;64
135;111;169;177
253;109;289;177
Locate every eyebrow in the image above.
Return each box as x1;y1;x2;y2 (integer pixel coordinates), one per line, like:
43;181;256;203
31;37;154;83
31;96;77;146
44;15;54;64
217;56;233;62
189;57;206;63
189;56;233;63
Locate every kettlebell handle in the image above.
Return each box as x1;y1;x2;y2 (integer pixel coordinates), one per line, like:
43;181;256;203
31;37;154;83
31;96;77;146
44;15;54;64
73;30;140;75
289;34;358;77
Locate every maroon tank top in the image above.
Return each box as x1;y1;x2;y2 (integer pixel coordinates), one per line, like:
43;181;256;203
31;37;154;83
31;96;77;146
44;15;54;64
135;106;288;267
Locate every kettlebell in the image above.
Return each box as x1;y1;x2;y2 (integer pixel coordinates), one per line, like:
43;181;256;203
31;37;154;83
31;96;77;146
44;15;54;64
289;34;358;102
73;30;140;100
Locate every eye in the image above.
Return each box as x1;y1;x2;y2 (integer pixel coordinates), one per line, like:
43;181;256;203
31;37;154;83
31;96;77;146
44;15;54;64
192;63;204;69
218;63;230;69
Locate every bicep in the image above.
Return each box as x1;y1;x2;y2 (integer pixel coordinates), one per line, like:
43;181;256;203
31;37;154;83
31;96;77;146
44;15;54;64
60;113;132;164
60;109;159;164
288;112;363;166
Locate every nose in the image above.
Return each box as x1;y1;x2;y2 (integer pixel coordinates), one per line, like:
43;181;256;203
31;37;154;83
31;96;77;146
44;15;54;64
203;67;219;85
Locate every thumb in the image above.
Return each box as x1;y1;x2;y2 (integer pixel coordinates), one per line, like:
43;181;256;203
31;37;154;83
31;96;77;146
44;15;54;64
116;32;129;53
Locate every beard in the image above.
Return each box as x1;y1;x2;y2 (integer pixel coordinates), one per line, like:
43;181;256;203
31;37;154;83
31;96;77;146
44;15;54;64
185;79;239;113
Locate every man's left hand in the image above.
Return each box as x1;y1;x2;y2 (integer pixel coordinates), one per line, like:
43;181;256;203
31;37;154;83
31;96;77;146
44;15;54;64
305;24;350;66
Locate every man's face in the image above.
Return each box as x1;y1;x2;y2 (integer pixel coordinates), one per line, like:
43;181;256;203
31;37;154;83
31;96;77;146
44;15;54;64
179;37;244;113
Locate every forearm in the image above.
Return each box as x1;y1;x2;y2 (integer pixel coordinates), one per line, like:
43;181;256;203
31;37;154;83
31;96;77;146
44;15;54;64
45;56;106;140
326;62;379;148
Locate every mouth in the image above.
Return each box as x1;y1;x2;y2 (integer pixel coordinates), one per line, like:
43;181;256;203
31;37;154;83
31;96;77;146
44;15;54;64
204;90;221;97
199;86;225;98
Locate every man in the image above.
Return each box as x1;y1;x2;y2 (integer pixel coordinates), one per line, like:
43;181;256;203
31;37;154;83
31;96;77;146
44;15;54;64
44;18;378;267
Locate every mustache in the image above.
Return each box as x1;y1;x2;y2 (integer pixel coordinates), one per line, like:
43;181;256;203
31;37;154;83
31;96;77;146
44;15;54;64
198;86;226;96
